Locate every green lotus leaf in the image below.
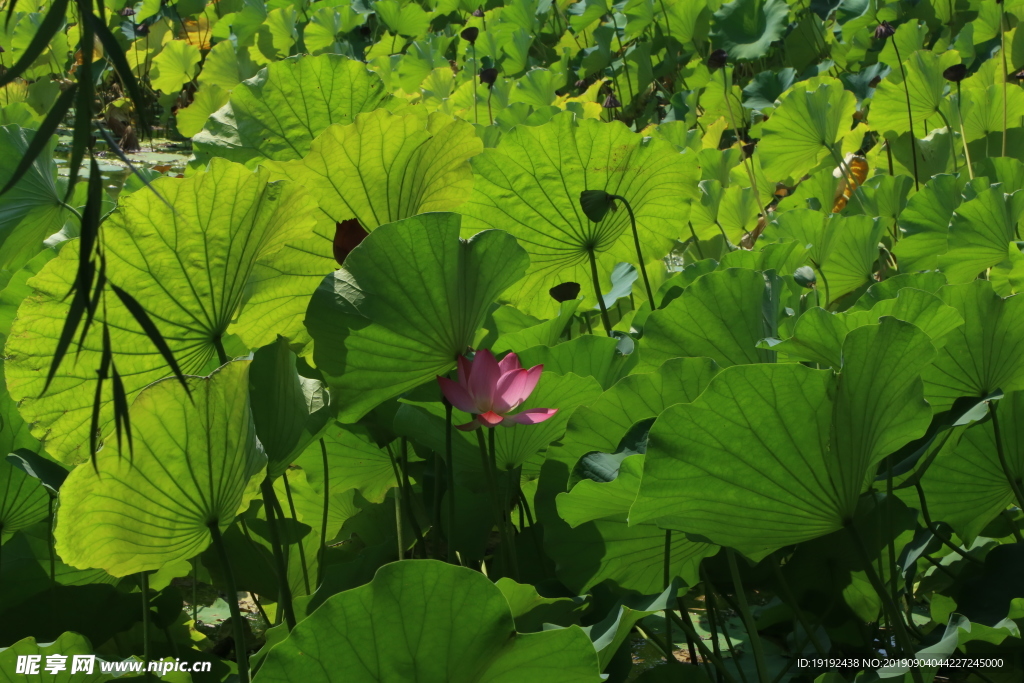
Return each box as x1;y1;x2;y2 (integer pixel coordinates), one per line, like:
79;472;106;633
459;112;698;318
150;39;201;94
293;422;397;504
772;211;884;303
924;281;1024;410
197;39;261;92
307;212;529;422
6;159;333;464
759;78;857;183
193;53;389;167
495;577;587;632
0;456;48;540
538;456;717;595
551;357;720;467
374;0;431;37
939;187;1024;284
960;82;1024;142
54;361;266;576
175;85;230;138
769;287;963;367
630;319;935;560
254;560;602;682
491;299;582;354
711;0;788;61
517;335;638;390
250;337;330;480
916;391;1024;545
0;632;113;682
893;174;962;272
266;109;481;230
869;49;960;137
0;126;75;272
638;268;778;372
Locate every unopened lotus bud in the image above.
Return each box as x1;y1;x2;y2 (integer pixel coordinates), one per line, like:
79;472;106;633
461;27;479;44
479;67;498;87
943;64;967;82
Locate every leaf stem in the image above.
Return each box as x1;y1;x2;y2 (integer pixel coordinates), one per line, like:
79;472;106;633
259;479;296;630
385;444;405;559
935;108;959;174
587;248;614;335
608;194;656;309
140;571;151;672
955;82;975;179
318;437;329;587
889;40;920;190
663;530;673;660
913;481;983;564
476;427;508;575
281;473;310;595
845;522;923;683
490;426;518;580
726;549;770;683
445;400;457;564
719;66;761;209
209;522;250;683
769;553;828;656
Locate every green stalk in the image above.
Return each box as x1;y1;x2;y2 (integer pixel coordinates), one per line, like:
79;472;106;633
687;222;705;259
769;554;827;656
490;427;518;580
48;498;56;583
885;462;900;625
663;530;673;661
476;428;508;574
889;39;920;190
140;572;151;672
846;523;923;683
665;609;738;683
611;13;634;109
281;474;311;595
432;447;443;560
955;82;975;179
719;66;761;210
991;403;1024;511
399;438;426;557
701;565;727;683
587;248;614;335
318;437;329;587
1001;2;1008;157
726;549;770;683
935;108;959;174
913;482;983;564
191;559;198;623
385;445;405;559
607;194;656;309
445;401;457;564
209;523;250;683
470;44;479;125
259;479;296;630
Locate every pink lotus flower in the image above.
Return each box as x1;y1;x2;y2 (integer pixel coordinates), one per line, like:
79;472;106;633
437;350;558;431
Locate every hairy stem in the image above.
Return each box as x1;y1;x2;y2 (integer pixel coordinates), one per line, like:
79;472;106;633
587;248;613;335
210;523;250;683
259;479;296;630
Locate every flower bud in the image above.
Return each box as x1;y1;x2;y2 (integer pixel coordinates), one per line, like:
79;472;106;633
602;92;621;108
873;21;895;40
943;64;967;82
707;49;728;71
479;67;498;87
461;27;479;44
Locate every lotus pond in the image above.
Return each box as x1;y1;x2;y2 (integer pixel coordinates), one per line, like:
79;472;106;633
0;0;1023;681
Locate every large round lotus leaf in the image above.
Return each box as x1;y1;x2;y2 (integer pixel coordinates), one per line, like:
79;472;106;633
869;49;960;137
630;319;934;560
0;126;76;272
266;109;481;230
916;391;1024;545
711;0;788;61
192;53;389;167
54;361;266;577
6;159;334;464
306;212;528;422
924;281;1024;410
939;187;1024;285
759;78;857;183
458;112;698;318
638;268;776;372
253;560;602;682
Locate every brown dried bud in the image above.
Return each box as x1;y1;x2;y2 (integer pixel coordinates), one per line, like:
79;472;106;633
472;7;484;16
461;27;479;44
603;92;621;108
873;21;895;40
120;7;136;16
